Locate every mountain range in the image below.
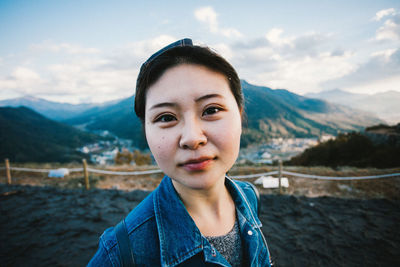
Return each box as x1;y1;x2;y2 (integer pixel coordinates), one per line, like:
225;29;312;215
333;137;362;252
0;95;121;121
62;80;384;148
305;89;400;124
0;106;106;162
1;80;385;161
240;81;382;146
64;96;148;149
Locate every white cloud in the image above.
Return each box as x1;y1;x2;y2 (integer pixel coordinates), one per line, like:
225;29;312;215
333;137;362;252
229;29;351;94
246;51;355;93
13;67;42;81
261;29;331;57
321;48;400;94
0;67;45;95
30;40;100;54
47;61;136;100
0;78;17;90
265;28;292;46
194;6;242;38
372;9;400;41
195;6;218;33
210;43;234;61
220;28;243;39
373;8;396;21
0;36;182;103
121;35;177;62
344;75;400;95
370;48;397;60
1;21;398;104
375;15;400;41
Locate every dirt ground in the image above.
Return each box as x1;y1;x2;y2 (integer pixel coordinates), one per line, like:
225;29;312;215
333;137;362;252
1;163;400;266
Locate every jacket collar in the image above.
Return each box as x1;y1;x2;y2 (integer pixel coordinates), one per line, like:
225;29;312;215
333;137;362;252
153;176;203;266
153;176;261;266
225;176;262;228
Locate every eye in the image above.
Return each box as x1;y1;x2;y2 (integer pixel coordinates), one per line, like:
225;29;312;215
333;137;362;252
154;114;176;123
202;106;223;116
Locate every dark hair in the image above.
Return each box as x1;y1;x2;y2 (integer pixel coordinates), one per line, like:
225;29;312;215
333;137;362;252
134;44;243;123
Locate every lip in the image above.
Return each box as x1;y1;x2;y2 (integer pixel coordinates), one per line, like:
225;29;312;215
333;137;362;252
179;156;216;171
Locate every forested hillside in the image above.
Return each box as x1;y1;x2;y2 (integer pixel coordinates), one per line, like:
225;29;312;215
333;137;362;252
288;124;400;168
0;107;106;162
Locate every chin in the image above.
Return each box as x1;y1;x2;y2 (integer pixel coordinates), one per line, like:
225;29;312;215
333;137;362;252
171;172;223;191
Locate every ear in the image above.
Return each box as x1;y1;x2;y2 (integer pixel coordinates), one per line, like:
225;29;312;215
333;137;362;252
239;107;248;127
239;106;244;118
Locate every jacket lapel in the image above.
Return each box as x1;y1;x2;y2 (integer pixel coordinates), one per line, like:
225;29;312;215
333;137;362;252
153;176;203;266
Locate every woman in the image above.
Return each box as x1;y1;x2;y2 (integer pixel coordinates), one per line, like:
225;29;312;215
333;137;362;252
89;38;272;266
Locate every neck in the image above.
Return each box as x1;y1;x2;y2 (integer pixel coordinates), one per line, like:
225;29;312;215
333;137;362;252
171;177;236;236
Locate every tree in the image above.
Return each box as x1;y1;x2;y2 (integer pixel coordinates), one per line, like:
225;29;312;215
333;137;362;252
115;149;133;165
133;150;152;166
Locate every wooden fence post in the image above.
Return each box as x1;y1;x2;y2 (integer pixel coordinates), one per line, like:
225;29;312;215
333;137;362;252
278;159;282;194
5;158;11;184
82;159;90;190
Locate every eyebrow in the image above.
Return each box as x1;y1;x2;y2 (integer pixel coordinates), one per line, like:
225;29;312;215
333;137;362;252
149;94;223;110
149;102;177;110
195;93;223;102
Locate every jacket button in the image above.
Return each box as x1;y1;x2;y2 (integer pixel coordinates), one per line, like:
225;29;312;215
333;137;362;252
247;230;253;236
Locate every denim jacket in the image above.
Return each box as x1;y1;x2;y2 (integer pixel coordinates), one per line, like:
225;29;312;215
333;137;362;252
88;176;272;266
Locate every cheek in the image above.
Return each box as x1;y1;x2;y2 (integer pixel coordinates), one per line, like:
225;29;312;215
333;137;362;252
212;114;242;152
145;127;175;163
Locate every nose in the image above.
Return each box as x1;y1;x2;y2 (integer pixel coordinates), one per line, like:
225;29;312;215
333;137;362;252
179;119;207;150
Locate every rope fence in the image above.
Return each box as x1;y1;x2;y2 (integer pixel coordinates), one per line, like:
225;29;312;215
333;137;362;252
2;158;400;191
281;171;400;181
229;171;279;179
230;171;400;180
3;166;162;175
86;168;163;175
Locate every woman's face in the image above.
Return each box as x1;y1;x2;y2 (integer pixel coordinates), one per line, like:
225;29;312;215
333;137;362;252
144;64;242;190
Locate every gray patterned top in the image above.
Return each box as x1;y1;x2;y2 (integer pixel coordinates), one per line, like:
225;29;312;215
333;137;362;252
206;220;243;267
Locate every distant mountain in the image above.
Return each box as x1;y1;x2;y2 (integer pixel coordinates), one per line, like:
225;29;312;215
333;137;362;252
0;106;105;162
305;89;400;124
0;96;120;121
64;96;147;149
305;89;366;105
240;81;382;146
66;80;383;148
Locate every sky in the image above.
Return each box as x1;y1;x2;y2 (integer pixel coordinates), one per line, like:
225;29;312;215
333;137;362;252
0;0;399;104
